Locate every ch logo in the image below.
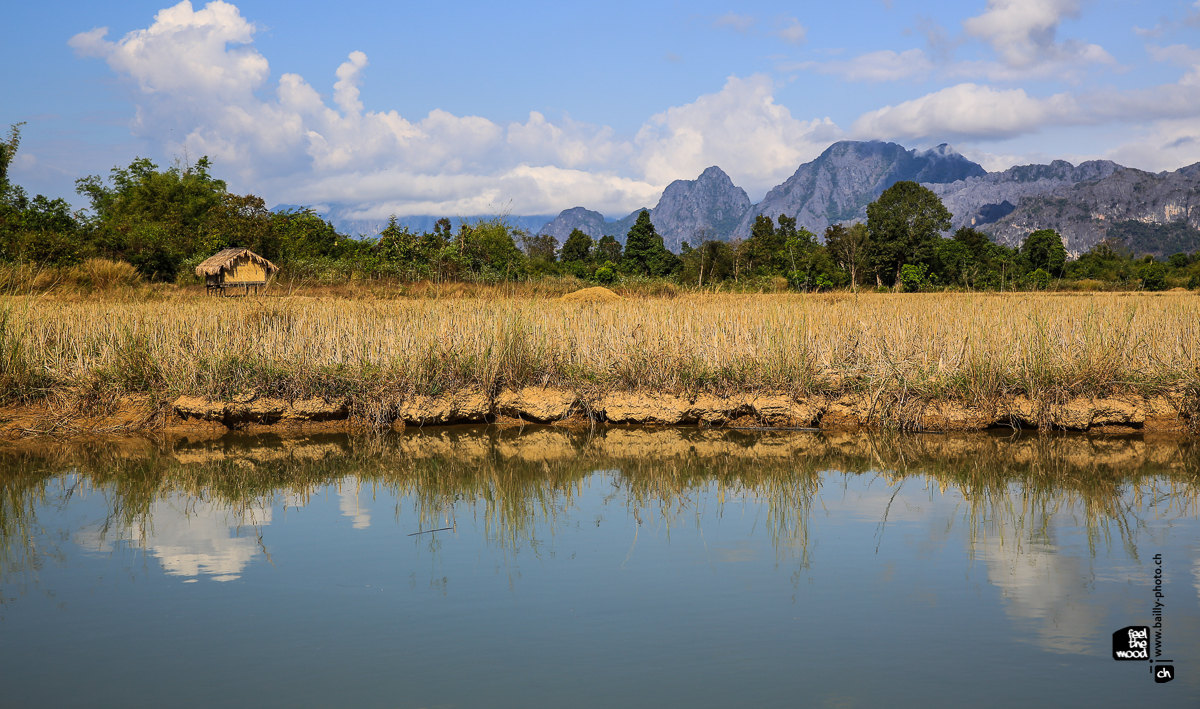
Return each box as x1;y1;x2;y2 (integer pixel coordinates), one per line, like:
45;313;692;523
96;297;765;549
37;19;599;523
1155;665;1174;684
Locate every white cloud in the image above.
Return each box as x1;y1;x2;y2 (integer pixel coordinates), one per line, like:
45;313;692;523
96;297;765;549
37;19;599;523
1148;43;1200;86
1102;117;1200;172
713;13;755;33
800;48;934;82
634;74;840;196
70;1;849;218
851;83;1082;141
962;0;1115;73
333;51;369;115
68;1;267;99
773;17;807;46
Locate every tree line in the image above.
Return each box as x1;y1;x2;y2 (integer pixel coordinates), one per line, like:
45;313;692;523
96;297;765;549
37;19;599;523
2;127;1198;291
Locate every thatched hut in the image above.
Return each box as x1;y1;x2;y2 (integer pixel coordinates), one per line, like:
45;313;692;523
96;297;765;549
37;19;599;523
195;248;279;296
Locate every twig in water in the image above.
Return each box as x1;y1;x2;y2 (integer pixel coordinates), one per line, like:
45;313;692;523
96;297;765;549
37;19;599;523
407;527;454;536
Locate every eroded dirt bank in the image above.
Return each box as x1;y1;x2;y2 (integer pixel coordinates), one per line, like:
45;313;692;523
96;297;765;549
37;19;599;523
0;386;1193;437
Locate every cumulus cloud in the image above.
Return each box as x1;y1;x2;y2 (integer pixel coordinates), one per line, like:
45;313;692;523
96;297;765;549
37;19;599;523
69;1;267;98
850;83;1083;141
962;0;1115;72
634;75;840;196
71;1;841;218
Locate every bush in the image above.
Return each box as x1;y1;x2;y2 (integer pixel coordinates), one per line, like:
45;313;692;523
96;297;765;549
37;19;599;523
1028;268;1051;290
594;261;616;284
899;263;928;292
1140;262;1168;291
1187;274;1200;290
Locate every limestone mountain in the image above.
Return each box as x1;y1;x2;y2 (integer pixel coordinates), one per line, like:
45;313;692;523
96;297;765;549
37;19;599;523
927;159;1123;233
731;141;987;239
537;166;751;252
980;163;1200;257
537;207;621;242
645;166;753;252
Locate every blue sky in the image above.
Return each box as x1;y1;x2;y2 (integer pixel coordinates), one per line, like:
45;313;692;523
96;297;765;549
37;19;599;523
5;0;1200;221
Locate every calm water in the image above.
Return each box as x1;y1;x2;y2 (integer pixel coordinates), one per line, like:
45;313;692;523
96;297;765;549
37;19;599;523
1;427;1198;708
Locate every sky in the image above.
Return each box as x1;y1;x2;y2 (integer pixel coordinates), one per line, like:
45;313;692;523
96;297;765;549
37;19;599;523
4;0;1200;221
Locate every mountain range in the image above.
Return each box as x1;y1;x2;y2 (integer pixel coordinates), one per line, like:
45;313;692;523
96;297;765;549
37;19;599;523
534;140;1200;258
283;139;1200;259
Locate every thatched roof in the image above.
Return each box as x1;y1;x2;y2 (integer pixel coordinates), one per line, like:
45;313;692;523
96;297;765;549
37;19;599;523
195;248;279;277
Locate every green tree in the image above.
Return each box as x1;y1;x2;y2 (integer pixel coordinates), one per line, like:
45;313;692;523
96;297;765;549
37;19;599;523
452;218;526;280
824;223;870;290
866;181;951;287
0;123;24;199
272;208;349;260
745;214;784;274
932;238;975;288
596;234;623;264
680;239;734;287
1021;229;1066;276
1140;261;1168;291
622;210;679;277
520;232;559;262
561;229;593;263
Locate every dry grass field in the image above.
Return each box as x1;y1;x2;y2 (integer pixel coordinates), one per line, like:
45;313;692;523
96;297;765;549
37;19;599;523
2;290;1198;421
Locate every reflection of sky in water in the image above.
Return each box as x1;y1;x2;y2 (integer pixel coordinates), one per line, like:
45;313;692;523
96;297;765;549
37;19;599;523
75;478;374;582
3;457;1196;708
77;495;274;582
337;478;370;529
979;535;1107;655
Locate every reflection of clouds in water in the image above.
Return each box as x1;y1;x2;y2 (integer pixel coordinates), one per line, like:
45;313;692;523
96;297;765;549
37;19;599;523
980;535;1106;655
337;477;370;529
77;494;274;582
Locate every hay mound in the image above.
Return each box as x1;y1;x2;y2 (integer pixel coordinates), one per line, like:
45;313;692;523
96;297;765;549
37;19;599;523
559;286;623;303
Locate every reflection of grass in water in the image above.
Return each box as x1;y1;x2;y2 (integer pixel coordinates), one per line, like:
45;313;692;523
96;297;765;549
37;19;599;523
0;429;1198;579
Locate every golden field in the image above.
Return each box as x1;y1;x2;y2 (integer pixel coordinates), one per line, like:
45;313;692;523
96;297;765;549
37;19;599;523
2;290;1198;419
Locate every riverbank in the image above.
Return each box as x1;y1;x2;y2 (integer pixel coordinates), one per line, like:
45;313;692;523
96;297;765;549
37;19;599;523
1;291;1197;437
0;386;1192;437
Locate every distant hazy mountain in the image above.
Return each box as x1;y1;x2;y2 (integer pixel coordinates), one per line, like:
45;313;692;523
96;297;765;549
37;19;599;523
537;206;643;242
270;205;554;239
731;141;987;238
981;163;1200;257
536;166;751;252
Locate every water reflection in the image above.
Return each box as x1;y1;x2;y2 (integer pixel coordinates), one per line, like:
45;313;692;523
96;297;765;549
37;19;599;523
337;478;371;529
980;534;1109;654
1;427;1199;706
75;494;271;582
1;428;1197;576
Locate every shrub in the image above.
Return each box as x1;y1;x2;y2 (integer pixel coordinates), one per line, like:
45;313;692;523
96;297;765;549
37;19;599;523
899;263;928;292
1028;268;1051;290
594;262;616;284
1140;262;1168;291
